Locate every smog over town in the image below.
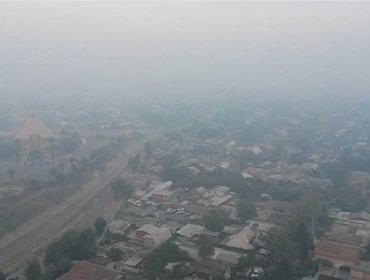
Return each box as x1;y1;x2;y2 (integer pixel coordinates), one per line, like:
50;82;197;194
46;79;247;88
1;1;370;280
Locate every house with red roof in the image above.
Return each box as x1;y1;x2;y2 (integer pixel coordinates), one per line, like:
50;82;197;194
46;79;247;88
56;261;125;280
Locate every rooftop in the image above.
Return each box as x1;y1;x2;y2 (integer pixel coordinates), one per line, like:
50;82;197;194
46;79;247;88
177;224;205;239
56;261;125;280
136;224;160;235
15;116;54;140
211;248;242;265
124;256;143;267
145;227;172;247
222;226;255;250
314;240;361;264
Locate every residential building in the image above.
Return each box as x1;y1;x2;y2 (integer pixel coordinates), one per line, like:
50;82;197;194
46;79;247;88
56;261;125;280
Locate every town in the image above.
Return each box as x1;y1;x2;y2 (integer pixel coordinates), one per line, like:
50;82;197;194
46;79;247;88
1;1;370;280
1;96;370;280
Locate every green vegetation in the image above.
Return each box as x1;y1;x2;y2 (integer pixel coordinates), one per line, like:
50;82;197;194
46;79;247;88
237;199;257;222
104;231;128;243
313;258;333;269
263;195;331;278
235;252;256;273
128;154;140;171
7;168;16;180
161;165;305;203
0;142;20;161
237;124;266;145
55;135;80;156
44;228;96;278
322;163;367;211
184;121;223;140
94;217;107;236
144;141;154;157
107;248;123;261
198;235;214;258
361;243;370;261
110;179;134;198
144;240;191;279
204;209;229;231
260;259;295;280
0;272;8;280
24;260;41;280
110;135;128;149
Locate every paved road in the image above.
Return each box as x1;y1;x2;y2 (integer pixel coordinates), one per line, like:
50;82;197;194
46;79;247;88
0;131;161;271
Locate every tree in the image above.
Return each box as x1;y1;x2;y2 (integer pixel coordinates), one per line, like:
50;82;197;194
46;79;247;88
24;260;41;280
78;228;96;260
45;230;79;265
361;243;370;261
7;168;15;180
28;179;41;190
55;136;80;156
0;272;8;280
45;257;71;279
261;259;295;280
44;228;96;271
237;199;257;222
204;210;228;231
144;141;154;157
28;150;43;164
94;217;107;236
264;227;297;262
50;167;58;179
128;154;140;171
235;252;256;272
107;248;123;261
144;241;190;279
198;235;214;258
110;179;134;198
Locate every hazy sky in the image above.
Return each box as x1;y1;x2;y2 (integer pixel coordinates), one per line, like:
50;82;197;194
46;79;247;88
0;1;369;101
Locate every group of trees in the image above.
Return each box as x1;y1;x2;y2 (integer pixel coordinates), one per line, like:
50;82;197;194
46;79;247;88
110;179;134;198
237;199;257;222
322;162;367;212
362;243;370;261
161;163;306;204
204;209;229;231
94;216;107;236
184;121;223;140
198;235;214;258
0;272;18;280
0;272;8;280
24;260;41;280
144;240;190;279
144;141;154;157
234;252;256;273
43;228;96;278
0;142;20;161
262;195;332;279
128;154;140;171
54;134;80;156
0;168;16;181
107;248;123;262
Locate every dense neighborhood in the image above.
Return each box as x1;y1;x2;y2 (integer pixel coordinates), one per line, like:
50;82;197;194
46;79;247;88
2;97;370;280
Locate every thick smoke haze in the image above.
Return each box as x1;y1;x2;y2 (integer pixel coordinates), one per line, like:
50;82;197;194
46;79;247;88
0;1;369;101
